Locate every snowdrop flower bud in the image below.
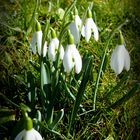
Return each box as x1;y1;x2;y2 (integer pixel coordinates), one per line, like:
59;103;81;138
69;7;82;44
15;117;43;140
110;32;130;75
48;28;64;61
82;8;99;42
30;20;42;55
63;32;82;74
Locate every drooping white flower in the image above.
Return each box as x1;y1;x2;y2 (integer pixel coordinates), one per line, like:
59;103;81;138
82;8;99;42
63;33;82;74
110;44;130;75
69;15;82;44
30;20;42;55
48;28;64;61
15;117;43;140
48;37;64;61
15;128;43;140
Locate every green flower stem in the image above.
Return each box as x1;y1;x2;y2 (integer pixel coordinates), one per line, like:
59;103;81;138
61;0;77;29
26;0;38;35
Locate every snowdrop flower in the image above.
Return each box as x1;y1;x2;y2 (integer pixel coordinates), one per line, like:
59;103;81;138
15;117;43;140
48;28;64;61
63;32;82;74
82;8;99;42
15;128;43;140
69;8;82;44
110;45;130;75
30;20;42;55
110;32;130;75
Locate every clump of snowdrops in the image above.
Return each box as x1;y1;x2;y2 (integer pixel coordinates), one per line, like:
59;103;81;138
13;1;138;139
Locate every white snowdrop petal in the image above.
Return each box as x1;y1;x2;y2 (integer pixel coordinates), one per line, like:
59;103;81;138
48;38;58;61
53;38;59;49
60;45;64;60
123;46;130;71
30;33;37;54
110;45;124;75
72;46;82;74
24;129;36;140
32;129;43;140
63;45;74;73
112;47;124;75
15;129;43;140
75;15;82;28
116;45;126;74
69;22;80;44
43;41;47;57
69;22;76;33
81;26;85;37
36;31;43;56
48;42;56;61
90;18;99;41
85;18;92;42
15;130;25;140
48;38;63;61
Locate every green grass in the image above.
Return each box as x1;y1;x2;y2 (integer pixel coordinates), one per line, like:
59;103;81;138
0;0;140;139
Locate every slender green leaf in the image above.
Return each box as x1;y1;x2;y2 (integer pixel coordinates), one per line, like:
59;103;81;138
68;56;93;133
49;109;64;130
